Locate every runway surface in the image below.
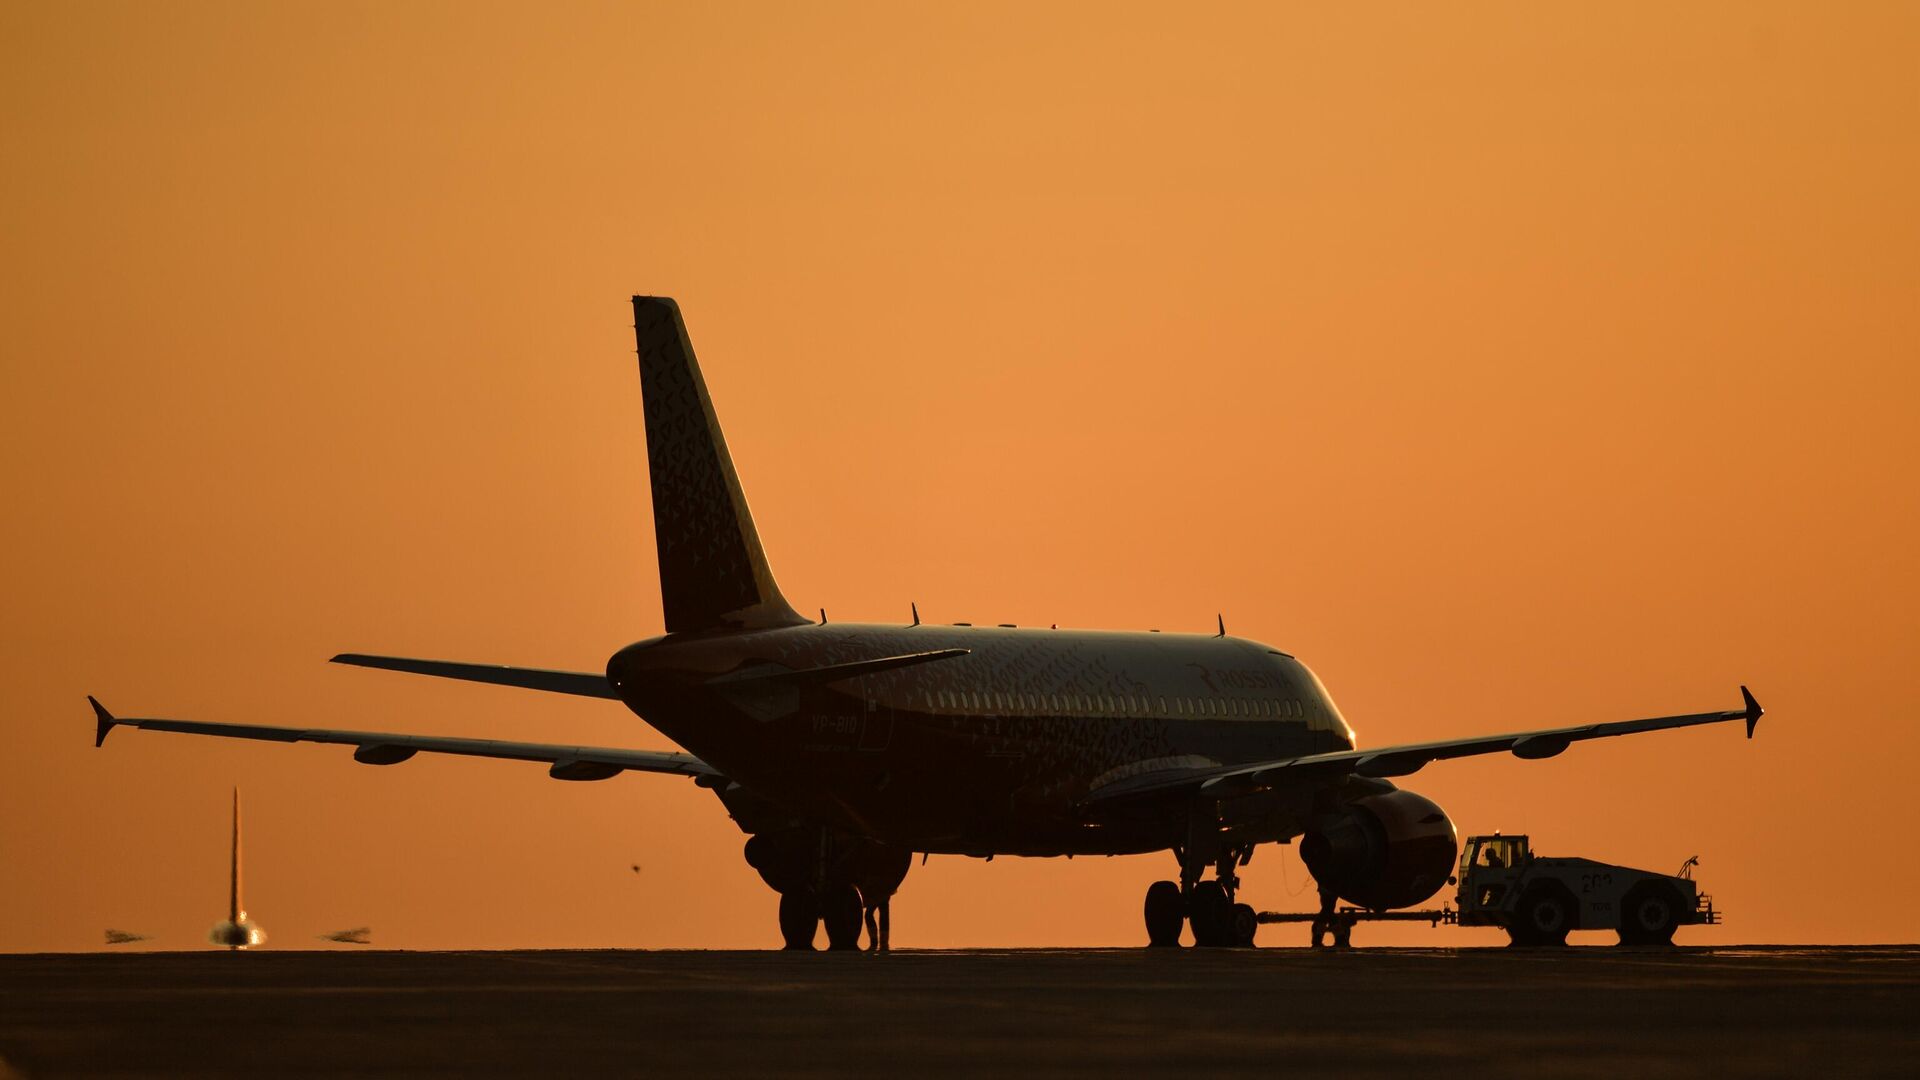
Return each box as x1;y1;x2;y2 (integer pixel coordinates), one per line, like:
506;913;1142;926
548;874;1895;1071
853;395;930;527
1;946;1912;1077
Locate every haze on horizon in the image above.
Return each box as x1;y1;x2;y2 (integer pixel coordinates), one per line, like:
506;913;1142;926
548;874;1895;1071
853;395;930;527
2;1;1915;951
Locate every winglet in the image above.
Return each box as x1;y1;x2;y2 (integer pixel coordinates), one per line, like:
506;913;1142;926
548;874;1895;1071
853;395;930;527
1740;685;1763;739
89;696;117;747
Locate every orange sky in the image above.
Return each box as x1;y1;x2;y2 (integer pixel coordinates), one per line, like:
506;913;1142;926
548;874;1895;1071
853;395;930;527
3;2;1916;950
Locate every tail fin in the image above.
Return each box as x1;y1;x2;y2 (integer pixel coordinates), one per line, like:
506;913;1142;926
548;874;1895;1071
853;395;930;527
229;787;243;923
633;297;807;633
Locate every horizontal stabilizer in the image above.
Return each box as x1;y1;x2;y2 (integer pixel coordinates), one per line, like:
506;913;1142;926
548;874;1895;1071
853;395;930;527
330;654;618;699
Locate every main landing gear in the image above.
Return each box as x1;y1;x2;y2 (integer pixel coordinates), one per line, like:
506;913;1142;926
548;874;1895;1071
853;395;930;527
747;828;910;952
1143;844;1258;948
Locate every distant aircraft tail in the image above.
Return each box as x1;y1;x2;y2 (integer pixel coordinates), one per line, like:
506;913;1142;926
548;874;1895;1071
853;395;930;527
632;297;808;634
229;787;243;923
210;787;265;948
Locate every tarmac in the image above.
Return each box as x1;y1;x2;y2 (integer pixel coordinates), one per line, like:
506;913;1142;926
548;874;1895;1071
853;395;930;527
0;946;1913;1077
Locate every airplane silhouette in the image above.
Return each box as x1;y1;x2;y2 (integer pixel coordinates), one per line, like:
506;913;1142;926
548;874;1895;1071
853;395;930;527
92;297;1763;950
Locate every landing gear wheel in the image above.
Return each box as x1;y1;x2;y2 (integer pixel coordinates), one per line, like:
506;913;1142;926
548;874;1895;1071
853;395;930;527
1144;880;1185;947
1618;883;1682;946
778;892;819;951
821;884;865;951
1331;920;1352;949
1188;880;1231;947
1230;903;1258;948
1510;885;1573;947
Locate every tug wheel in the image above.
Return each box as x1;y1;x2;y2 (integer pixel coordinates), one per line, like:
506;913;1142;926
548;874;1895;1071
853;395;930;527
1511;885;1573;947
1618;883;1682;947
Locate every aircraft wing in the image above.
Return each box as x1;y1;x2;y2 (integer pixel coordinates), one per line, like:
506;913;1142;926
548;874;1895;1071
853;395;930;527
88;697;718;782
1085;686;1763;804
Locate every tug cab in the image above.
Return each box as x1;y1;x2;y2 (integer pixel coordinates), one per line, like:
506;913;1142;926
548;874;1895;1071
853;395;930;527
1457;833;1530;915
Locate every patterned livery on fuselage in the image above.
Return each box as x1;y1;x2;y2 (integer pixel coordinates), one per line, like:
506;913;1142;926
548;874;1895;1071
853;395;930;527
612;625;1352;856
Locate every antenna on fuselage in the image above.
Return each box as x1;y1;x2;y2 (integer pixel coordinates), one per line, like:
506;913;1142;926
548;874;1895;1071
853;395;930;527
910;602;920;627
819;608;828;625
1216;613;1226;637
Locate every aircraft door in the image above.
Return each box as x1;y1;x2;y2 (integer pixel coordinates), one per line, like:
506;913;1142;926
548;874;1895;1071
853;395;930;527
858;694;893;751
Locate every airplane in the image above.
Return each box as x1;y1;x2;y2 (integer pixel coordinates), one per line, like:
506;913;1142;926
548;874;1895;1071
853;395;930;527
208;787;265;950
91;297;1764;950
103;929;149;945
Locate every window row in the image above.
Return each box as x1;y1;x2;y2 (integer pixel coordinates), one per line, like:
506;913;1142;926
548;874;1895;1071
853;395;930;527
923;689;1308;720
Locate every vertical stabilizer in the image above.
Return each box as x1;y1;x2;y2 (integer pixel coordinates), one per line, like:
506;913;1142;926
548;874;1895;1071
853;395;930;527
209;787;263;948
230;787;242;923
632;297;807;633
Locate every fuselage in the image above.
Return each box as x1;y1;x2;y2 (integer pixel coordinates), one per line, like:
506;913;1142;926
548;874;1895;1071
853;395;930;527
609;624;1356;856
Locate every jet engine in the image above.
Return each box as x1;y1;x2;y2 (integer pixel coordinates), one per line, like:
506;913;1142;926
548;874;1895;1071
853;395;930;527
1299;789;1457;911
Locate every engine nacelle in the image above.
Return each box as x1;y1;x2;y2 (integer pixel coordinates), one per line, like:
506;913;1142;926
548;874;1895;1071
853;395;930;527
1299;789;1458;911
